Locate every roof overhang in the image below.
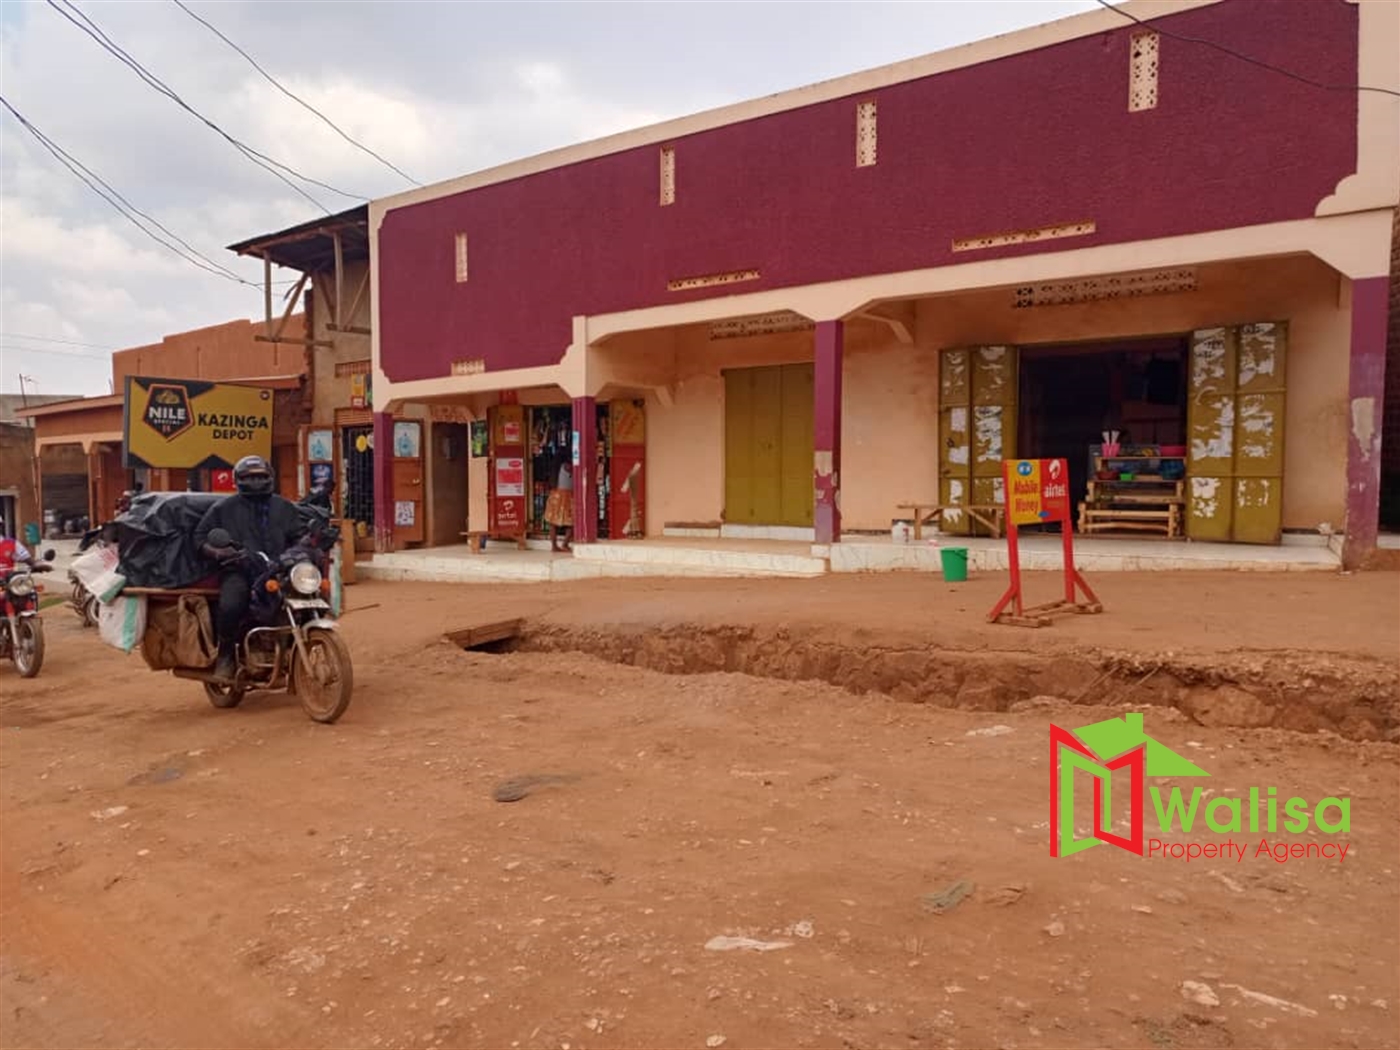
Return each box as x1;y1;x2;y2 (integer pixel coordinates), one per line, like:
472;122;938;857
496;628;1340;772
15;393;124;419
227;204;369;274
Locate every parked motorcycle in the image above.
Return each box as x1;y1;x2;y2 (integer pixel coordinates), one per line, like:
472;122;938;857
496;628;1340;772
143;501;351;722
2;549;57;677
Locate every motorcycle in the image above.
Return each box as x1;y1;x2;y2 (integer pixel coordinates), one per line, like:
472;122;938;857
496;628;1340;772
2;549;57;677
150;502;351;723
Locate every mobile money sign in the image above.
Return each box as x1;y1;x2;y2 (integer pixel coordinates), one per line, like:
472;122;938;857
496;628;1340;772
124;376;273;469
987;458;1100;627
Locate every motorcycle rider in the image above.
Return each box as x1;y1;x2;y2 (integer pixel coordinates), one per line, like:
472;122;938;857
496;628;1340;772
194;455;306;681
0;533;33;575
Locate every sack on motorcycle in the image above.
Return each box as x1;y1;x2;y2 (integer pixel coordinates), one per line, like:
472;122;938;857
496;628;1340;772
112;492;223;589
70;545;119;590
89;568;127;604
141;594;216;670
98;595;148;654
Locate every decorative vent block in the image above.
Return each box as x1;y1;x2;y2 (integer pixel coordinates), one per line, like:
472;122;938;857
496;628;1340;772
450;357;486;376
856;100;877;167
334;359;372;377
1129;31;1159;112
709;311;815;340
659;146;676;206
667;268;760;292
1013;267;1196;308
952;221;1095;253
454;233;469;283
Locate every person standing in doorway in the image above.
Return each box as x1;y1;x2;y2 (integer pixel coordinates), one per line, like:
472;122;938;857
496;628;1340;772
545;461;574;553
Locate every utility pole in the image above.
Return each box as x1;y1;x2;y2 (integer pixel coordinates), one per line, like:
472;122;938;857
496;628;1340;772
17;373;34;408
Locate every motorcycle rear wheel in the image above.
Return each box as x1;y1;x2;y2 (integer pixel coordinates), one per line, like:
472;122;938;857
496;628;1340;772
14;619;44;678
204;681;246;708
292;628;352;724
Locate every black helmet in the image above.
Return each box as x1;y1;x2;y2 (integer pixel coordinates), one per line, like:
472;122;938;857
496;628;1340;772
233;455;275;498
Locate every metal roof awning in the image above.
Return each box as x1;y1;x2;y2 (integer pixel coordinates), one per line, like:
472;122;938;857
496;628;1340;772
227;204;369;273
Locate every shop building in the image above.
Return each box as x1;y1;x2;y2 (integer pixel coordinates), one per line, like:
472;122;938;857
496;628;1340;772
366;0;1398;568
228;207;416;555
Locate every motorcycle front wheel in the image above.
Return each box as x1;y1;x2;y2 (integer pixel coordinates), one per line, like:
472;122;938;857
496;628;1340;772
204;681;246;708
82;593;100;628
292;628;353;724
14;619;44;678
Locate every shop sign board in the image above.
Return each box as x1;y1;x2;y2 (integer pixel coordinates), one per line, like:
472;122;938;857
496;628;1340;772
1007;458;1072;525
124;376;273;469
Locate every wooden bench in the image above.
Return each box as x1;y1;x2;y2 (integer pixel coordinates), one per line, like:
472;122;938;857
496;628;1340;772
1078;504;1183;538
459;528;528;552
1078;478;1185;539
897;503;1006;540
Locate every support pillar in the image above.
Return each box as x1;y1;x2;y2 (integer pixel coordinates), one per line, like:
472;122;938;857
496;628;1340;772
814;319;844;545
372;411;395;553
1343;276;1388;570
571;396;598;545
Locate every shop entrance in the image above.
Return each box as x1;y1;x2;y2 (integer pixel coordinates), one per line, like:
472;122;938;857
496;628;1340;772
723;363;814;528
1017;337;1188;532
940;325;1287;544
528;406;573;536
341;425;375;550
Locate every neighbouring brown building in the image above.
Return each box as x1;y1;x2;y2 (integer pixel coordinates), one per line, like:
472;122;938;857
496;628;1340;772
19;315;311;533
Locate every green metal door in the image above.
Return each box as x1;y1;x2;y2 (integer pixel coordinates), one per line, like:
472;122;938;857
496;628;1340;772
1186;323;1287;544
938;346;1017;535
724;364;814;527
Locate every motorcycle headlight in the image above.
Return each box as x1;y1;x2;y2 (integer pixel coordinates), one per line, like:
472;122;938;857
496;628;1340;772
7;573;35;597
289;562;322;596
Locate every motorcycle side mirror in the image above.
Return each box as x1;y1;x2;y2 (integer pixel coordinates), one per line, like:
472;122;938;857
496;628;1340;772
207;528;233;548
43;549;56;562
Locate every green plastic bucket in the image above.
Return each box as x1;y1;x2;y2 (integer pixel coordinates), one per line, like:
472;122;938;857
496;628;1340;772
940;547;969;582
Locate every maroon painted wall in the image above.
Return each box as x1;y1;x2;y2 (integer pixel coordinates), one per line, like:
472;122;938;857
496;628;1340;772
379;0;1358;383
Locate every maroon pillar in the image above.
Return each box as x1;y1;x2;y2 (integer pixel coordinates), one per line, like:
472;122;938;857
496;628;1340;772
814;319;843;545
1344;276;1389;569
372;411;395;553
571;396;598;545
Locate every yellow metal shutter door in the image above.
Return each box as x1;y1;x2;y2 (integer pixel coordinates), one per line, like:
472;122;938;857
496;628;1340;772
938;349;972;535
1186;328;1237;541
1232;323;1287;544
939;346;1018;536
724;369;757;525
779;363;815;527
1187;323;1287;544
971;347;1016;533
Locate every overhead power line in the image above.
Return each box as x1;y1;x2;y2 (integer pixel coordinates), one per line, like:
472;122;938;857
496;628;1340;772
1093;0;1400;99
0;343;113;359
1;93;266;286
0;331;116;349
45;0;371;213
172;0;421;188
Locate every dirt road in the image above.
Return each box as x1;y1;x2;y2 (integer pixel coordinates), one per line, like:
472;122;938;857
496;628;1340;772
2;572;1397;1049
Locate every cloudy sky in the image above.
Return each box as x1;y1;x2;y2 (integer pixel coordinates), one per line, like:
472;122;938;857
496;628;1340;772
0;0;1096;396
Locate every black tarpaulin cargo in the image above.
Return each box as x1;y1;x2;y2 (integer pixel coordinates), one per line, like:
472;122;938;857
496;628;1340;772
113;492;222;589
113;491;329;589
